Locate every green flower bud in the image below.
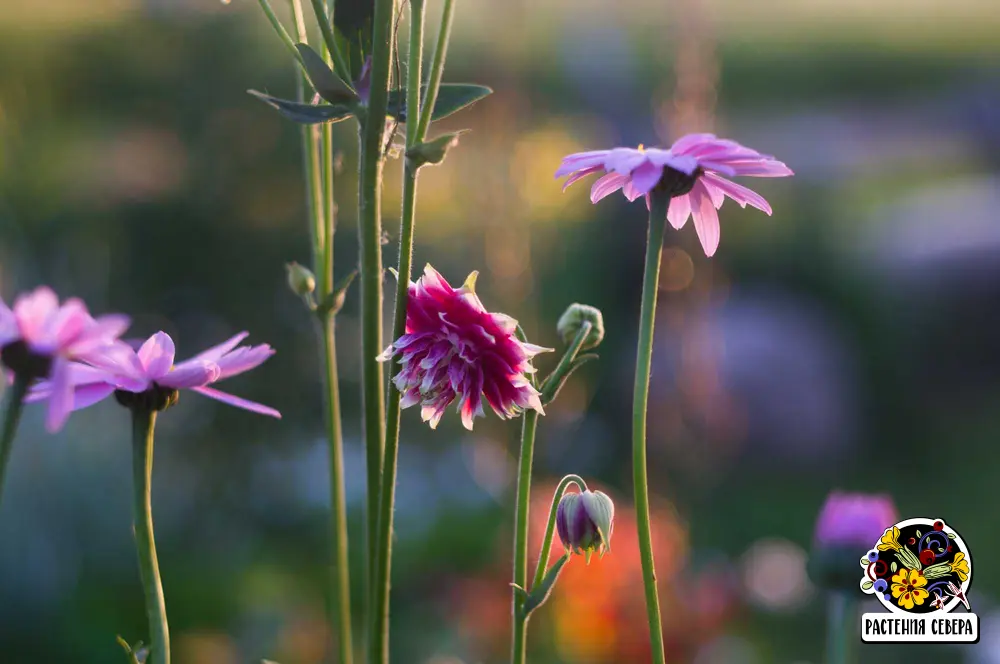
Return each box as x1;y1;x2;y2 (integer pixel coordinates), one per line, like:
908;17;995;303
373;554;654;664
286;262;316;297
556;303;604;351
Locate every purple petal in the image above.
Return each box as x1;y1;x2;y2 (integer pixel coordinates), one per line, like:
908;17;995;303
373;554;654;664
0;299;18;347
191;385;281;418
702;173;772;214
628;161;664;196
560;164;604;191
157;361;220;389
188;332;250;364
43;299;89;351
669;133;718;154
667;194;692;229
690;180;721;257
68;313;131;356
84;341;149;389
214;344;275;380
137;332;175;379
45;357;74;432
554;150;610;178
605;148;646;175
72;383;117;410
712;159;793;177
13;287;59;343
589;172;629;203
646;149;700;176
693;160;737;177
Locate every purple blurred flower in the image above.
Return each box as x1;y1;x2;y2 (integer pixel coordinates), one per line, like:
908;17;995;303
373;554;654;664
378;265;549;430
556;489;615;562
0;286;129;431
556;133;793;256
813;491;899;549
29;331;280;418
355;56;372;105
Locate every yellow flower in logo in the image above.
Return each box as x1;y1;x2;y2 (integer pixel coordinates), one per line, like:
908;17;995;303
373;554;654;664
891;568;929;610
950;553;970;582
878;526;901;552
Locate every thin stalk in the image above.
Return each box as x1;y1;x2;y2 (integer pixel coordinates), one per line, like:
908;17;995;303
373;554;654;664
633;191;668;664
510;409;538;664
130;409;169;664
370;2;424;662
530;474;588;591
539;320;591;401
0;373;29;507
415;0;457;142
308;0;352;85
257;0;306;67
826;592;853;664
359;0;395;648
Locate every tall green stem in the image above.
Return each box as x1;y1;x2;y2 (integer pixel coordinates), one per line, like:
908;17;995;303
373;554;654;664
415;0;456;141
359;0;395;608
0;373;29;507
826;592;853;664
633;192;668;664
370;2;424;662
130;409;169;664
510;409;538;664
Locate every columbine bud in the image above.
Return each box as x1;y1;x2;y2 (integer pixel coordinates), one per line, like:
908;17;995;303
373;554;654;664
556;303;604;351
556;489;614;563
286;262;316;297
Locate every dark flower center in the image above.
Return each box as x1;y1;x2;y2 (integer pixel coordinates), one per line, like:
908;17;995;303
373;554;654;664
654;166;701;198
0;340;53;381
115;385;180;413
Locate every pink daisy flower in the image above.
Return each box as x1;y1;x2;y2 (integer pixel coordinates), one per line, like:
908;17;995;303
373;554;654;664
28;331;280;418
0;286;130;431
378;265;550;430
555;133;793;257
813;491;899;549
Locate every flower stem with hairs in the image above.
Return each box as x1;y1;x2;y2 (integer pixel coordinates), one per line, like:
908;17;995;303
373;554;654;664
633;190;670;664
130;409;170;664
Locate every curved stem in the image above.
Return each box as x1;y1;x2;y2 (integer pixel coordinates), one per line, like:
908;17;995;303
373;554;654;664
415;0;457;142
633;192;668;664
130;409;169;664
257;0;306;67
530;474;588;591
0;373;29;507
539;320;591;402
510;409;538;664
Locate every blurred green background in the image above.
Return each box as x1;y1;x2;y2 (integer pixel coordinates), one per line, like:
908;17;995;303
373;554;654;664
1;0;999;662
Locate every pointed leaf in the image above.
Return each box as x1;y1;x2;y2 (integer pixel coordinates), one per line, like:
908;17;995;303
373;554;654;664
862;580;874;591
248;90;354;125
890;561;898;573
522;553;570;616
386;84;492;123
295;43;357;104
407;130;470;167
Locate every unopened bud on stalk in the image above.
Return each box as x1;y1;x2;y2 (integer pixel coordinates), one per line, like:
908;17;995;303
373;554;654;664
556;489;614;563
286;262;316;297
556;303;604;351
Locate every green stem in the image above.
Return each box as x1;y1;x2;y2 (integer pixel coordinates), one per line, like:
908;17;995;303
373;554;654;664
130;409;169;664
539;320;591;402
370;3;423;663
826;592;854;664
633;191;668;664
308;0;353;85
359;0;395;652
510;409;538;664
530;474;588;591
415;0;456;142
0;373;29;507
257;0;306;67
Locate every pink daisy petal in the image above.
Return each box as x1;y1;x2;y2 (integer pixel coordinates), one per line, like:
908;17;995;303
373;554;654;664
561;164;604;191
554;150;611;178
157;362;221;389
191;385;281;418
214;344;275;380
701;173;772;214
45;357;74;432
689;180;721;257
13;287;59;343
667;194;692;230
137;332;176;379
189;332;250;364
590;172;629;203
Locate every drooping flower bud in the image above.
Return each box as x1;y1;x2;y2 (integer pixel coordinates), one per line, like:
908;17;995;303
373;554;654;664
285;262;316;297
556;303;604;351
556;489;614;563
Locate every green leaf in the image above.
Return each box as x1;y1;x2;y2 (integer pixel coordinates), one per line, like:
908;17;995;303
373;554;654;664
890;561;898;573
916;530;922;537
862;580;874;591
295;43;357;104
948;532;956;539
406;130;470;167
522;553;570;617
387;84;492;123
248;90;354;125
861;557;871;567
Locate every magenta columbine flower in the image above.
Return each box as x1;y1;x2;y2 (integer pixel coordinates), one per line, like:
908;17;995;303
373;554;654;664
556;133;793;257
813;491;899;549
0;286;129;431
556;489;615;562
378;265;550;430
29;331;280;418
